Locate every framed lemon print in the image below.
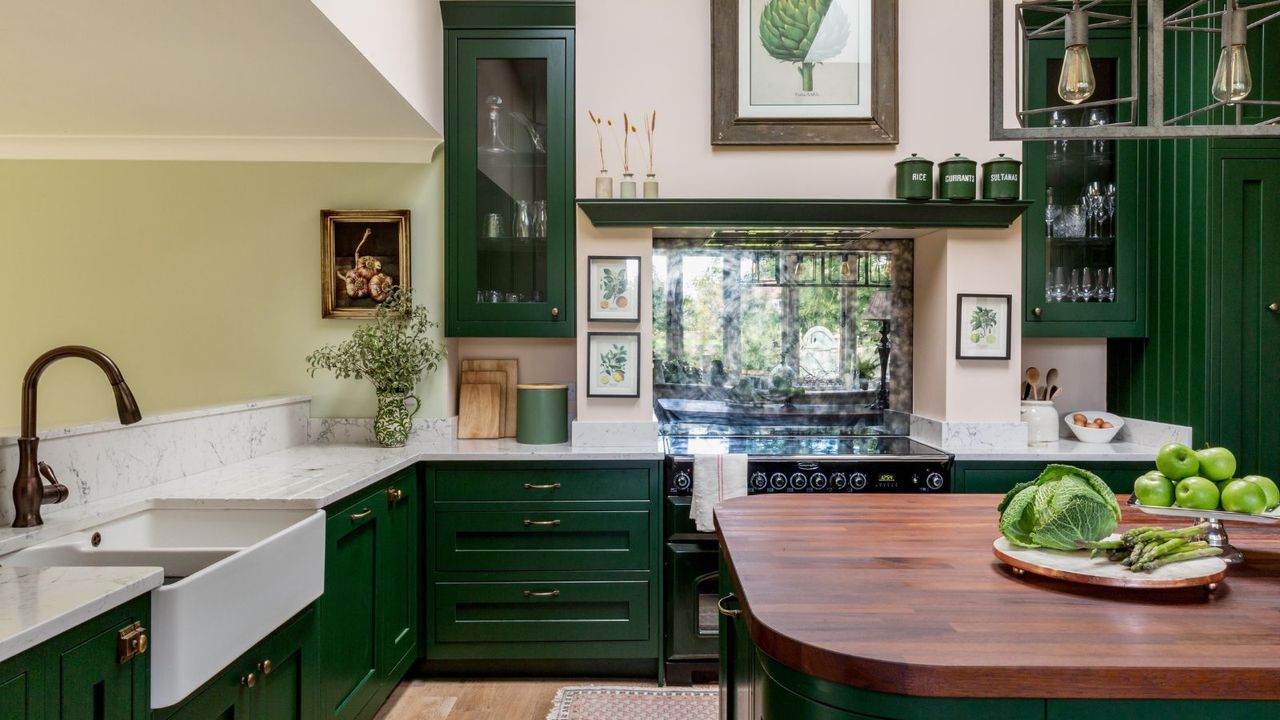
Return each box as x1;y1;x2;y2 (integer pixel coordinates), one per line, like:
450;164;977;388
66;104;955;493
588;256;641;322
956;294;1012;360
587;332;641;398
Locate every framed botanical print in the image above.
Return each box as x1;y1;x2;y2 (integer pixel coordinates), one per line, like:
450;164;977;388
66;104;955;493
322;209;411;319
956;294;1012;360
588;256;642;322
711;0;899;145
587;332;641;398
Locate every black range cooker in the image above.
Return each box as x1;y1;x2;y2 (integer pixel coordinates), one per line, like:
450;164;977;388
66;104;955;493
661;421;953;684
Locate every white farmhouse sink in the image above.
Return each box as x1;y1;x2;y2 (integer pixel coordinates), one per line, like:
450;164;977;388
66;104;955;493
1;507;325;709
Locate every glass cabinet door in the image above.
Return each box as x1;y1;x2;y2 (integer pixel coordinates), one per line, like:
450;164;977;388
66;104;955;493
1024;36;1145;337
448;34;572;337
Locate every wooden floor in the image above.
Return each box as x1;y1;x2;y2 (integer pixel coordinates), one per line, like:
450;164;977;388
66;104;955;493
372;677;660;720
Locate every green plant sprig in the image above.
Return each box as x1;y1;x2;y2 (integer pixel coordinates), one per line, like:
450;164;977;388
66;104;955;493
306;287;446;394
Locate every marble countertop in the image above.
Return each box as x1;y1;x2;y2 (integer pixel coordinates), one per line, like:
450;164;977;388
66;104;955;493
0;566;163;662
946;439;1161;462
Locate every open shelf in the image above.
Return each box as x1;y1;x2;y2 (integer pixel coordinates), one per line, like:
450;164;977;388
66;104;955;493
577;198;1032;229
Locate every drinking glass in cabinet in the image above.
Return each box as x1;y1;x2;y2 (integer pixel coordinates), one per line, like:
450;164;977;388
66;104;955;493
515;200;533;240
533;200;547;238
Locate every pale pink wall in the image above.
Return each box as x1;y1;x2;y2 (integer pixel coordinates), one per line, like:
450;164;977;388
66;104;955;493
911;231;949;420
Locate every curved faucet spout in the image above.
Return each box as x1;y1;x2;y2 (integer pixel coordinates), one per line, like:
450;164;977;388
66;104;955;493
12;346;142;528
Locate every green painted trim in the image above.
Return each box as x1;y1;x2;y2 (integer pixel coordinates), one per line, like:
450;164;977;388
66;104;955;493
441;1;574;28
577;198;1032;229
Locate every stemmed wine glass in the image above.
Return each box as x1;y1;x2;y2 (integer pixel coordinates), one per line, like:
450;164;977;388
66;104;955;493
1083;182;1104;238
1080;266;1094;301
1103;183;1117;237
1045;188;1060;240
1087;108;1111;160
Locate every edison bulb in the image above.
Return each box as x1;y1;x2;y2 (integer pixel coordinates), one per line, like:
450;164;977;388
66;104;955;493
1212;44;1253;104
1058;44;1096;105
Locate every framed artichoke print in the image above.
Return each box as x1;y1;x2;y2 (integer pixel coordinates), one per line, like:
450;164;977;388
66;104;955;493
587;332;641;398
711;0;898;145
956;294;1012;360
588;256;642;322
322;209;411;319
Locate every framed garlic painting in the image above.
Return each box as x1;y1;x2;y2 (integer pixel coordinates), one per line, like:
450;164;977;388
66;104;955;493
711;0;898;145
587;256;641;322
956;294;1012;360
587;332;641;398
322;209;411;319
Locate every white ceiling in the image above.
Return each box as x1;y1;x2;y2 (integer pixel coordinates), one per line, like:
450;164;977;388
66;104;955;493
0;0;439;161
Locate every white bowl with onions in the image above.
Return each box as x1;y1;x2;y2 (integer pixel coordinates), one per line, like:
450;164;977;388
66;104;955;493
1065;411;1124;443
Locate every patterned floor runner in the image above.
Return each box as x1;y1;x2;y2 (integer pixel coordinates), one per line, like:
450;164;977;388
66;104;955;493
545;685;717;720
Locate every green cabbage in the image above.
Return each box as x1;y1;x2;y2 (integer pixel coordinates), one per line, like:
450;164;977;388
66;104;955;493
997;464;1121;551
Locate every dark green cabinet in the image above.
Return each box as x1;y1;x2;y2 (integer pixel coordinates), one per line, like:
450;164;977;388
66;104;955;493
157;606;317;720
317;468;420;720
1023;34;1147;337
952;460;1148;494
0;595;149;720
443;2;575;337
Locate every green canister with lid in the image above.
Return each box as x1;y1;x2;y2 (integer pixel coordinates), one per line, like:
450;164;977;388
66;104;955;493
982;153;1023;201
937;153;978;201
894;153;934;201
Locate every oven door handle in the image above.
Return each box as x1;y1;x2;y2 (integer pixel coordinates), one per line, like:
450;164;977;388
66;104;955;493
717;593;742;619
796;462;819;471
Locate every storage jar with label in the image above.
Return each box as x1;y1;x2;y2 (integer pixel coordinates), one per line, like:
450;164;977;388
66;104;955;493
894;153;933;201
982;153;1023;201
938;153;977;201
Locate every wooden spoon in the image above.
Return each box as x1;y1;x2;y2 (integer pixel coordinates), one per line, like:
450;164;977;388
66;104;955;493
1043;368;1059;401
1025;367;1040;397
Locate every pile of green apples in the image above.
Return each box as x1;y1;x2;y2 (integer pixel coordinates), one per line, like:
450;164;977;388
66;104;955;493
1132;443;1279;514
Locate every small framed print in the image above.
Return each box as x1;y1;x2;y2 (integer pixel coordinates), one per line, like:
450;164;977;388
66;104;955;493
956;294;1012;360
588;256;642;322
322;209;411;319
587;332;641;398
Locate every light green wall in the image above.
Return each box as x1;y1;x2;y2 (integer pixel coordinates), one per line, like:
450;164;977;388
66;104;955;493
0;157;448;431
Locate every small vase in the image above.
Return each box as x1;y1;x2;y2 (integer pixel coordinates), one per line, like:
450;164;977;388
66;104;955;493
594;174;613;199
374;390;420;448
643;174;659;198
1020;400;1059;445
619;172;637;198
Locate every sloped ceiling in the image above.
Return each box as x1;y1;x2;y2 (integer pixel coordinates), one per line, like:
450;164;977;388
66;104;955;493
0;0;439;161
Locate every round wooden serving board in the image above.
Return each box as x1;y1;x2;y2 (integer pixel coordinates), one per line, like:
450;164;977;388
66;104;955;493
992;536;1228;589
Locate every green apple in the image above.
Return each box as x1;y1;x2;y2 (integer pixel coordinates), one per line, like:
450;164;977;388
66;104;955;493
1195;446;1237;482
1156;443;1200;481
1221;479;1268;514
1243;475;1280;510
1133;472;1175;507
1174;476;1220;511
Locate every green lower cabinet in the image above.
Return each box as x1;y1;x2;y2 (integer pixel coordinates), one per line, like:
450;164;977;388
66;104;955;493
0;595;149;720
953;460;1148;494
317;468;420;720
155;605;317;720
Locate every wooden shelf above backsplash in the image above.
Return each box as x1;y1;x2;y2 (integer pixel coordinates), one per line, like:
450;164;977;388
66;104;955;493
577;198;1032;230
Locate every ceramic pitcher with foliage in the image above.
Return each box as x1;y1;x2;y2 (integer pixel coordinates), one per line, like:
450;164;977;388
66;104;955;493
307;288;445;448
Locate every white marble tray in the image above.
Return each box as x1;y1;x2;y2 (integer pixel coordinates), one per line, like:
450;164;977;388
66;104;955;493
993;536;1228;589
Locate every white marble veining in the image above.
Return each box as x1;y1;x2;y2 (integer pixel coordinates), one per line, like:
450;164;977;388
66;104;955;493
908;415;942;446
908;413;1173;462
940;421;1030;450
0;398;310;525
309;416;456;445
571;419;660;448
1113;416;1194;448
946;440;1161;462
0;566;162;662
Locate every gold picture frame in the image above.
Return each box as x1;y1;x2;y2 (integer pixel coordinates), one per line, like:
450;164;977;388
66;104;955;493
322;209;411;319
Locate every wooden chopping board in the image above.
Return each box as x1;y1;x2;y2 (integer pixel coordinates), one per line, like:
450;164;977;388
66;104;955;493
461;359;518;437
458;382;503;439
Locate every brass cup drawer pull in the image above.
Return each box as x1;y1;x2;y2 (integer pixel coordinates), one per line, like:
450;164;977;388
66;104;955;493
523;482;562;490
387;487;404;504
523;589;560;598
717;594;742;619
523;519;561;527
350;508;373;521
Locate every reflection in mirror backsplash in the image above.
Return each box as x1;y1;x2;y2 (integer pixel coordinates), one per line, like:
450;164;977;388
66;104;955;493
651;232;914;426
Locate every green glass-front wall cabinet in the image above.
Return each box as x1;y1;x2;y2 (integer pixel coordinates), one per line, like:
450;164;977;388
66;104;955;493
1108;14;1280;481
1023;31;1148;337
316;468;420;720
0;596;150;720
443;2;576;337
422;462;663;679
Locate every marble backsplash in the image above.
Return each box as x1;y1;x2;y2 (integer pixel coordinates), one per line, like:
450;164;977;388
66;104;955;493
309;416;456;446
0;397;310;525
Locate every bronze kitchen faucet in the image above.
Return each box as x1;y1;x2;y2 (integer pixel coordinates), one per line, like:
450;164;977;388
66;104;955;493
10;346;141;528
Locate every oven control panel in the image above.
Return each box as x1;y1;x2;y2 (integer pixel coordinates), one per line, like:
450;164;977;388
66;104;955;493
665;457;952;496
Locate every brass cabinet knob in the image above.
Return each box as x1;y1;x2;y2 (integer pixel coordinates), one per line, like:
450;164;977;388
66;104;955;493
551;307;560;318
242;672;257;688
1033;307;1043;318
1269;303;1279;313
258;659;273;675
387;487;403;504
136;632;148;656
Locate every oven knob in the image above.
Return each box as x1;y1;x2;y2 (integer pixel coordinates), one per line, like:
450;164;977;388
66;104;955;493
790;473;808;490
770;473;787;491
925;472;945;491
750;472;768;491
850;473;868;491
811;472;828;490
674;471;692;491
831;473;848;490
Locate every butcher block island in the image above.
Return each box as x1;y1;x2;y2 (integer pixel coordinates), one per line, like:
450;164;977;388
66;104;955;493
714;494;1280;720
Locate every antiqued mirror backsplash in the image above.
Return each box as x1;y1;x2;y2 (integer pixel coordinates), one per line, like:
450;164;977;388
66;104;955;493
652;230;914;424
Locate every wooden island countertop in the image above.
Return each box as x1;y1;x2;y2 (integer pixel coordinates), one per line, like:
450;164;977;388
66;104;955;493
715;493;1280;700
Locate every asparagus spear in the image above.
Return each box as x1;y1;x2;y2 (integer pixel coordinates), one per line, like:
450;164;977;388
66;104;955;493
1138;546;1223;572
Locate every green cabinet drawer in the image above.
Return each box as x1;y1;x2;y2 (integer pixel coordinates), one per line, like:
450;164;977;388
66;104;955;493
0;665;37;720
434;468;650;502
434;510;650;572
432;581;650;644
